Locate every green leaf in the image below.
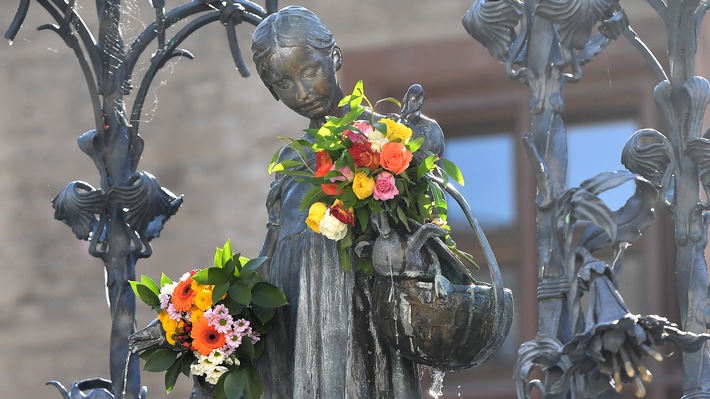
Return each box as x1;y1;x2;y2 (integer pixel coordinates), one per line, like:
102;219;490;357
406;137;424;153
221;240;234;266
337;239;352;273
341;105;366;126
374;96;402;109
251;282;288;308
338;94;352;107
180;354;192;376
355;256;374;275
192;267;230;285
144;348;178;372
241;257;268;274
213;248;223;268
396;206;410;231
252;304;277;324
349;80;364;110
245;364;265;399
267;148;282;175
160;272;173;287
130;281;160;308
236;338;256;362
268;159;308;174
417;154;438;179
138;346;160;361
223;297;246;315
300;186;327;211
164;356;182;393
140;275;160;296
356;207;370;233
229;281;252;305
223;257;236;279
223;369;247;399
441;158;465;186
213;281;230;305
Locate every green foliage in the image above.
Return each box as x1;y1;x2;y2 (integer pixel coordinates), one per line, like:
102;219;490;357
129;239;288;397
268;80;475;274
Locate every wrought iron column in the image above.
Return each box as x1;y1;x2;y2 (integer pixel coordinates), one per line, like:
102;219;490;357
466;0;710;397
5;1;275;397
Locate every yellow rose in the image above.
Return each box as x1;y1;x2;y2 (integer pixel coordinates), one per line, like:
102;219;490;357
352;171;375;200
306;202;328;233
381;118;412;143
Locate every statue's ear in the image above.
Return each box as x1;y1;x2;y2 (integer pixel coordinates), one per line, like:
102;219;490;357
331;45;343;72
267;85;280;101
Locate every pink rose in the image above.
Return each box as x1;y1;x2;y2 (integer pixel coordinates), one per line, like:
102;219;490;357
342;121;372;144
373;171;399;201
329;164;354;183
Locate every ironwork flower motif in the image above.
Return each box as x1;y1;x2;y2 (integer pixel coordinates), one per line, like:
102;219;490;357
462;0;524;61
52;181;107;240
110;171;183;242
563;260;710;397
536;0;617;49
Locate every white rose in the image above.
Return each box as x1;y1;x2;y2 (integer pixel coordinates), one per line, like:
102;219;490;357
367;130;389;152
319;210;348;241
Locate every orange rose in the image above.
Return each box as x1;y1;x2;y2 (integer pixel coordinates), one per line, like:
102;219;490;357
322;182;343;196
380;142;413;175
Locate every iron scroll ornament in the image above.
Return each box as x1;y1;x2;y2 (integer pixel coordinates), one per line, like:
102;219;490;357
464;0;710;397
6;1;279;398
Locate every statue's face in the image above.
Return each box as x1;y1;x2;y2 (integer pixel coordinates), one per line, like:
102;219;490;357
263;45;340;120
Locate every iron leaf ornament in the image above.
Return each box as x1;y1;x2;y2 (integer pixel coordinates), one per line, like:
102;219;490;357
462;0;524;61
535;0;616;50
52;181;107;241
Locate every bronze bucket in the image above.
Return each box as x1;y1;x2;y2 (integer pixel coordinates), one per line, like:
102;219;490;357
370;183;513;372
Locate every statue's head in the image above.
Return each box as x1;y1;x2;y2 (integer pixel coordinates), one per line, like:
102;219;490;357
251;6;343;120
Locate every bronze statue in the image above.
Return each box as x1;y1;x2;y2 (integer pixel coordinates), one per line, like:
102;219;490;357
252;6;425;398
251;5;512;398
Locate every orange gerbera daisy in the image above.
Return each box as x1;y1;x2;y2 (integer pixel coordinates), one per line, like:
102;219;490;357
172;277;197;311
191;316;226;356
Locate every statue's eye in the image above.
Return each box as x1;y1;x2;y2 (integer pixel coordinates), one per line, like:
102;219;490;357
273;79;292;89
302;66;321;79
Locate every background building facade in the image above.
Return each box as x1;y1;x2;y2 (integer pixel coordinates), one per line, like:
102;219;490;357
0;1;695;398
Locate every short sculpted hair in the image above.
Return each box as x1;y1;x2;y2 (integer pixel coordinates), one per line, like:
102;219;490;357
251;6;337;86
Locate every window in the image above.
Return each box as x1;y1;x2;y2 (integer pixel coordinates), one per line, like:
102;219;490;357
443;134;516;232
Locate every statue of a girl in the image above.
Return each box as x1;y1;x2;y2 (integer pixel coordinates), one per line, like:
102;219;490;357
251;6;437;398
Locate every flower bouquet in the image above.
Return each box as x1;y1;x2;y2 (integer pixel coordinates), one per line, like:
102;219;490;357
268;80;474;273
130;240;287;399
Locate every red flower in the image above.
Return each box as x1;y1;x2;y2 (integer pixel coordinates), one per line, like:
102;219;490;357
315;150;333;178
348;142;380;171
330;200;355;226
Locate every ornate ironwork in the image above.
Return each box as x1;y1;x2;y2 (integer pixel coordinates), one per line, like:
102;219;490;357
5;1;277;398
465;0;710;397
